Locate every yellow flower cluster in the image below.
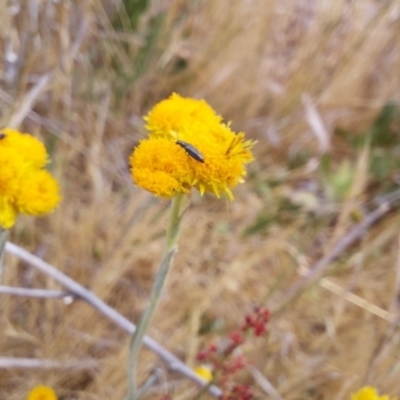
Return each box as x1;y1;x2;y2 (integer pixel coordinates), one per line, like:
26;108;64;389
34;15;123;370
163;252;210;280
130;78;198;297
352;386;397;400
27;384;57;400
0;128;61;229
130;93;255;199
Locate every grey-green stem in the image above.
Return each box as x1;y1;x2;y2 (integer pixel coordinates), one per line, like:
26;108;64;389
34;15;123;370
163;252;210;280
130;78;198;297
127;194;185;400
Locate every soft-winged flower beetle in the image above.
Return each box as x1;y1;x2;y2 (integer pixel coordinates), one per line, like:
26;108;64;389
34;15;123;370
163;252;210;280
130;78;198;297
176;140;204;163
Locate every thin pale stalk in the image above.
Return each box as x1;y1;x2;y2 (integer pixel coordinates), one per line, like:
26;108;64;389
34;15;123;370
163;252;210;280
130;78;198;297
0;228;8;284
127;194;185;400
135;368;163;399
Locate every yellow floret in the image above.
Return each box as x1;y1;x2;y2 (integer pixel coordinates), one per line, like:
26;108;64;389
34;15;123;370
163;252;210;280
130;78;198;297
16;170;61;215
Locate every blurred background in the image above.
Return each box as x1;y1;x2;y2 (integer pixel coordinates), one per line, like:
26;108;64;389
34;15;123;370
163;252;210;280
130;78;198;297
1;0;400;399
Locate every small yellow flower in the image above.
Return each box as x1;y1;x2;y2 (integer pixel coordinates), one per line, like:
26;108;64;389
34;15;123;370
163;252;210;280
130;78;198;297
0;128;61;229
194;365;213;382
27;384;57;400
131;94;255;199
351;386;397;400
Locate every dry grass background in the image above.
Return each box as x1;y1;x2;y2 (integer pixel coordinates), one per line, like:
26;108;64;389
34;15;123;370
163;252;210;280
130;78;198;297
1;0;400;399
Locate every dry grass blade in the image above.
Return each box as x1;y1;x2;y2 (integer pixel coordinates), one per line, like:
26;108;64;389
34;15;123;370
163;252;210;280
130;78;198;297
271;200;395;313
248;365;283;400
0;285;69;299
0;357;98;370
7;73;52;129
296;266;396;323
302;93;330;153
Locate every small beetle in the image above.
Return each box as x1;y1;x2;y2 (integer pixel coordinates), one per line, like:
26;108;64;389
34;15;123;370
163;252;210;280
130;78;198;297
0;133;5;140
176;140;204;163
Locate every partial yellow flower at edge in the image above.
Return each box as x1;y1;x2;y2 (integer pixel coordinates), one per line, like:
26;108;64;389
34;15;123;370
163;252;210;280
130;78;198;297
0;128;61;229
27;384;57;400
351;386;397;400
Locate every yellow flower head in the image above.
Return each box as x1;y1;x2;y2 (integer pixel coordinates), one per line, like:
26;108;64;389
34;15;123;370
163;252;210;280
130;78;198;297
0;128;61;229
194;365;213;382
27;384;57;400
351;386;397;400
131;94;255;199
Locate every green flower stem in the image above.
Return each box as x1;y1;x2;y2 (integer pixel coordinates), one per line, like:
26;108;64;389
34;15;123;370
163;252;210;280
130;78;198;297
127;194;185;400
0;228;8;284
